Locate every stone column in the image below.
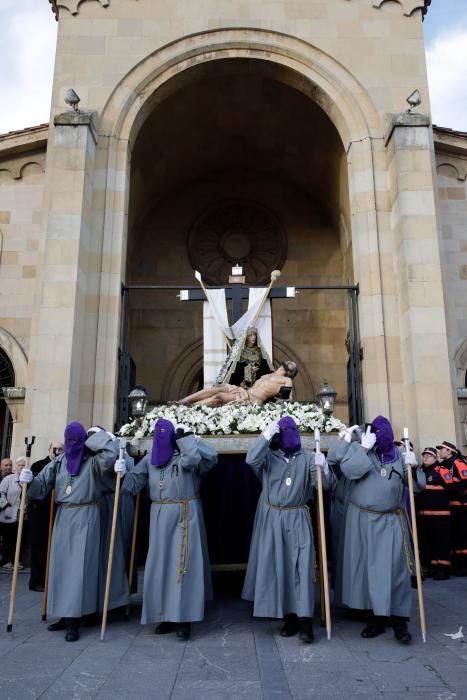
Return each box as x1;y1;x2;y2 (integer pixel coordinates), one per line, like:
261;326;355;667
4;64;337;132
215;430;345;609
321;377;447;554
386;113;457;447
24;111;98;453
347;136;392;421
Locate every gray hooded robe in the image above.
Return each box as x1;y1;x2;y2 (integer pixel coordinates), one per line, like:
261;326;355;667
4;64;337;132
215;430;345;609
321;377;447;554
339;442;424;618
242;435;329;619
27;431;119;618
122;434;217;624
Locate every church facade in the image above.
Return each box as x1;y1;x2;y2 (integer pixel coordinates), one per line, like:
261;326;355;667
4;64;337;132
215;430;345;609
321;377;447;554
0;0;466;456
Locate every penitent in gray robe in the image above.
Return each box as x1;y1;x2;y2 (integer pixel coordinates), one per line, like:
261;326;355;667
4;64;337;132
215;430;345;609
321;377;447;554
27;432;119;618
339;443;425;618
242;436;329;619
122;434;217;624
98;452;135;612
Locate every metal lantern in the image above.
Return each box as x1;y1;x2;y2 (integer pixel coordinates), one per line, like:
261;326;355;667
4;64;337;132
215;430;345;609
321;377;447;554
128;385;148;418
317;380;337;415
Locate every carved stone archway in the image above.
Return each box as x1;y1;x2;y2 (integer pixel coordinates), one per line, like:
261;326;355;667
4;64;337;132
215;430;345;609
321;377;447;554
91;28;389;428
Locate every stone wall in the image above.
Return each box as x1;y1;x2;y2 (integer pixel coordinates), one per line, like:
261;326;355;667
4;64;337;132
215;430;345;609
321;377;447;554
4;0;458;452
0;130;47;358
435;130;467;448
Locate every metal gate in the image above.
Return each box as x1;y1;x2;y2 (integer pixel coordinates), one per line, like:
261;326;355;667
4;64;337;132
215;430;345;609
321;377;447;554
116;283;363;428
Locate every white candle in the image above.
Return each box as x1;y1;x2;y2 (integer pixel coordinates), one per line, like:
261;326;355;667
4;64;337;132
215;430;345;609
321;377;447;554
314;428;320;441
403;427;409;440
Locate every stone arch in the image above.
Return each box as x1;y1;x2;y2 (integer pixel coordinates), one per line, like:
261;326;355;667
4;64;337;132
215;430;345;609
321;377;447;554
371;0;428;16
54;0;109;16
0;328;27;387
437;161;467;182
93;28;390;425
161;339;204;403
99;29;383;150
19;162;44;179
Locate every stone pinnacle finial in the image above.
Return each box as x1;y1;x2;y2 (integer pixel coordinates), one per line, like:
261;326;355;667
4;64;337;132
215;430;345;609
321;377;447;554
64;88;81;112
406;89;422;113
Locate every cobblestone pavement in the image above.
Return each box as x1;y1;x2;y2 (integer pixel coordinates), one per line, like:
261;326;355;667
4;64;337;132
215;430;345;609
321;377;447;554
1;571;467;699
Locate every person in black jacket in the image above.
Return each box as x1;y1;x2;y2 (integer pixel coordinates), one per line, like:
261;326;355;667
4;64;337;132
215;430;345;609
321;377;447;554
416;447;455;580
28;441;64;591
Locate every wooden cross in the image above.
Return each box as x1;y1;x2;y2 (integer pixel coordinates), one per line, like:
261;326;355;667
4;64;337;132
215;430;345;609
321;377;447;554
180;281;295;324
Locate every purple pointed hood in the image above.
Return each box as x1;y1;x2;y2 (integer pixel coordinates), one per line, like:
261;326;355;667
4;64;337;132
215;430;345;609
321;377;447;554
151;418;176;468
278;416;301;455
64;421;88;476
371;415;397;464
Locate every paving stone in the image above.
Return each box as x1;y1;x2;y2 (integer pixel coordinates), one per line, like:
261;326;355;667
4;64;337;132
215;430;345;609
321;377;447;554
1;575;467;698
171;680;264;700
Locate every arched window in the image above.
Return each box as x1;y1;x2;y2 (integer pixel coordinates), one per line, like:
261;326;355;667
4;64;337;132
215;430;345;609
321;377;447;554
0;347;15;458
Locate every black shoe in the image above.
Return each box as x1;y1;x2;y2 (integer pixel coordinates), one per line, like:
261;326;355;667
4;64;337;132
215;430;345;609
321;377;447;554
65;618;80;642
175;622;191;640
65;626;79;642
48;618;66;632
298;618;314;644
280;614;299;637
432;569;450;581
393;622;412;645
155;621;176;635
361;623;386;638
29;584;45;592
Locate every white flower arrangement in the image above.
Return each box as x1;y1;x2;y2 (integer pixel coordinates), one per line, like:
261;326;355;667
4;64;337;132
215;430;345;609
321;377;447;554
119;402;346;438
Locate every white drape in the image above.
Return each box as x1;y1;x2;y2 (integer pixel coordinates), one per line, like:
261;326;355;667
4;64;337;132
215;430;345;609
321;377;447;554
203;289;230;386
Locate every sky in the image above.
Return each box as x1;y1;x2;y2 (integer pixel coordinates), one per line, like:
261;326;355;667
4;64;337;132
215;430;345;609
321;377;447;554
0;0;466;134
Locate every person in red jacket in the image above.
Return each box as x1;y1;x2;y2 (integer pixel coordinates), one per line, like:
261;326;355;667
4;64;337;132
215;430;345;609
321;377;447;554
416;447;455;580
437;440;467;577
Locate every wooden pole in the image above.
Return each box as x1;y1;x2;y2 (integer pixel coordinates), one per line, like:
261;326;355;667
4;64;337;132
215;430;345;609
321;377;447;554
41;489;55;621
404;428;427;643
315;499;326;627
314;428;331;640
7;435;35;632
100;439;125;641
125;490;141;620
250;270;281;329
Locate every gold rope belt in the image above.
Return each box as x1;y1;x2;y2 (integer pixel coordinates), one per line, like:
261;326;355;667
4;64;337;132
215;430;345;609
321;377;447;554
58;501;100;508
265;501;312;527
151;496;199;583
350;501;414;575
